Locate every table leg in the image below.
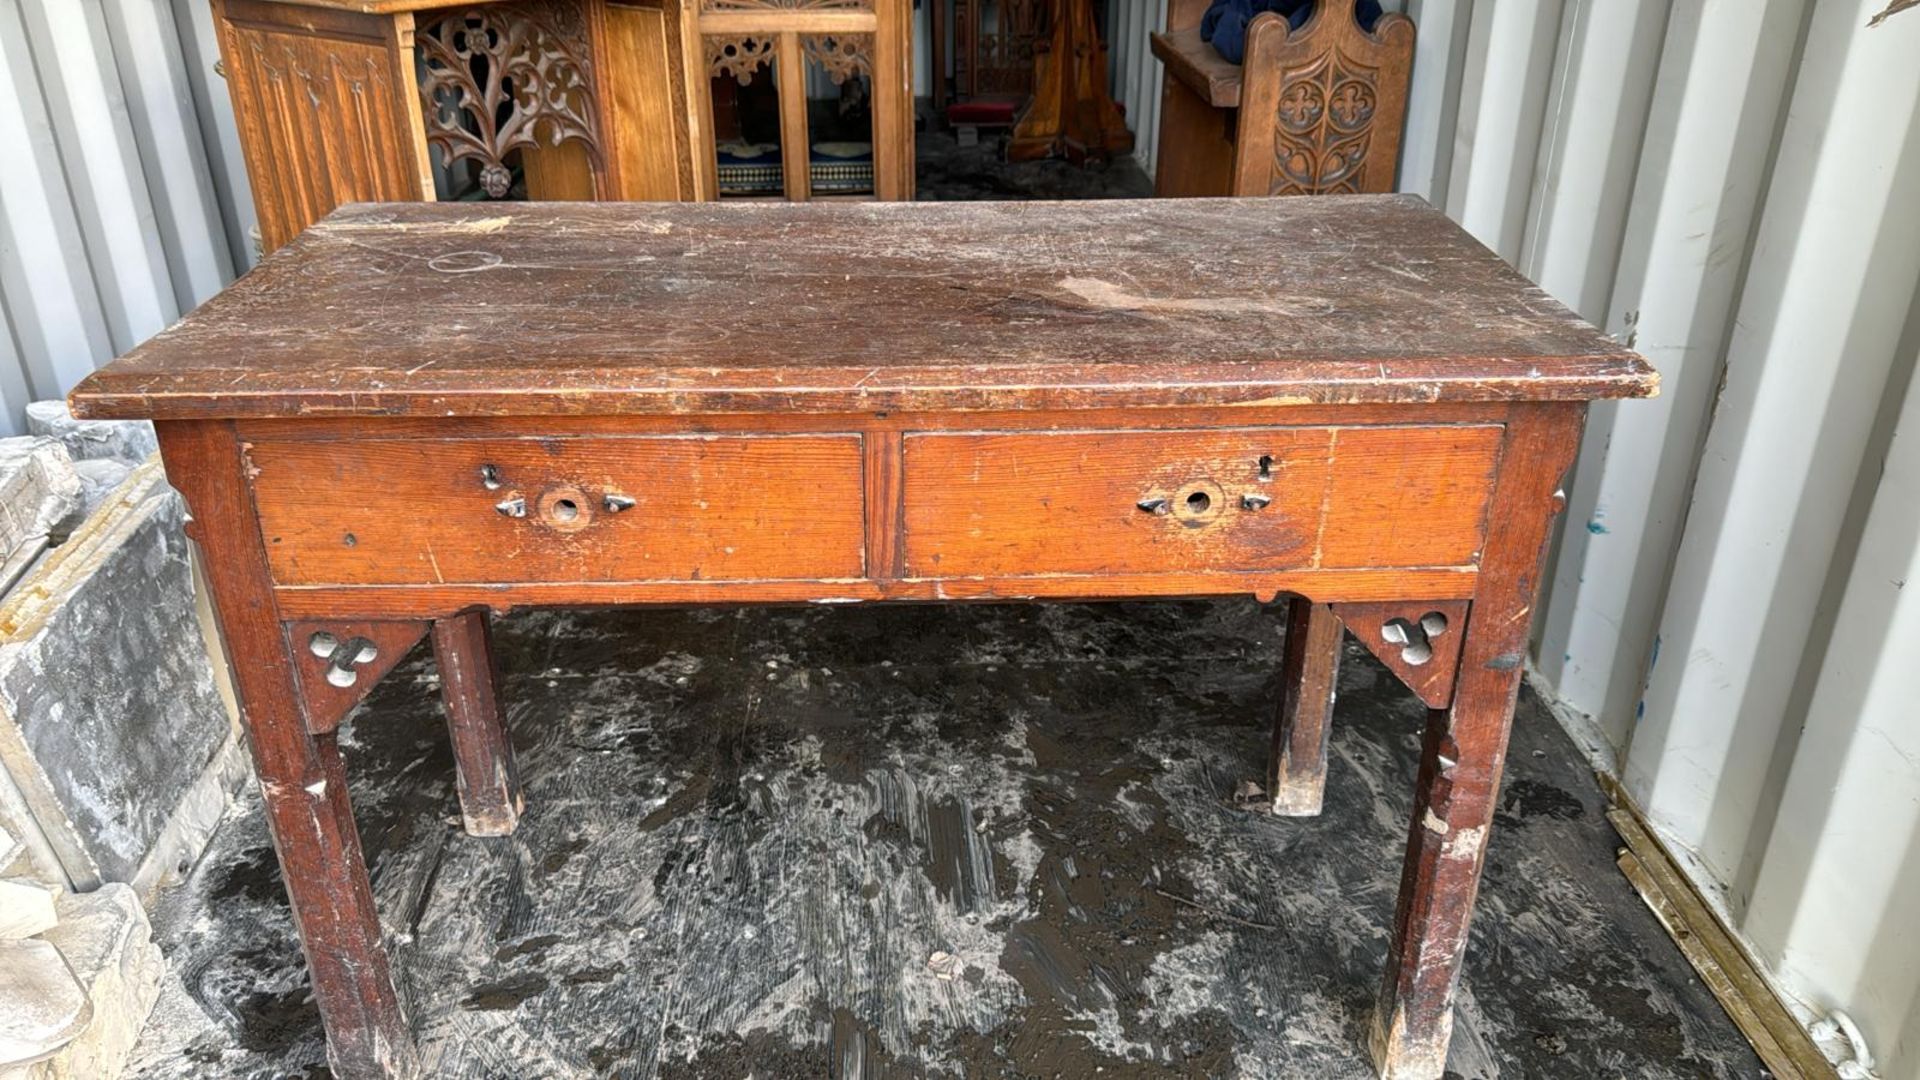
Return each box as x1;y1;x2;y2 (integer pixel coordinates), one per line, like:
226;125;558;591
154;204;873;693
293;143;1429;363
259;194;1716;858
159;420;416;1078
1269;598;1342;815
432;611;523;837
1368;403;1581;1079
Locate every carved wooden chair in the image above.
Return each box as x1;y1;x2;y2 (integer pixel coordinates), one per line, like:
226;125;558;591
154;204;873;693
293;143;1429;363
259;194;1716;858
1150;0;1414;199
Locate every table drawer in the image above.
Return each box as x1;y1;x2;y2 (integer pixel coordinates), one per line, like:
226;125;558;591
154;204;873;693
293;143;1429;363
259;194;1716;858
899;426;1503;578
248;435;867;586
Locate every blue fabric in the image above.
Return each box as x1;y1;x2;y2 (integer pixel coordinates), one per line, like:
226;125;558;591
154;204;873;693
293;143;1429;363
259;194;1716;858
1201;0;1384;65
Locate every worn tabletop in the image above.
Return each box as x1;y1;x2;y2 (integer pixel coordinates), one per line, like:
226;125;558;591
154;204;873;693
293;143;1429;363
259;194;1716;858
70;197;1654;421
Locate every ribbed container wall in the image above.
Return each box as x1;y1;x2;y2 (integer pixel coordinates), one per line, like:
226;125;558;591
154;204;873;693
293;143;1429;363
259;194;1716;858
0;0;251;433
9;1;1920;1074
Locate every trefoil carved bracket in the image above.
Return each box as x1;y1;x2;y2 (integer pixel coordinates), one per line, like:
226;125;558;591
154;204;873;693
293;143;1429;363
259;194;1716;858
287;620;431;735
1329;600;1470;710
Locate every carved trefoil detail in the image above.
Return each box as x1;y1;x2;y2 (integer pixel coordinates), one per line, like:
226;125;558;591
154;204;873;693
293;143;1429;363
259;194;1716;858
286;621;431;734
803;34;873;84
417;3;602;199
1270;49;1379;196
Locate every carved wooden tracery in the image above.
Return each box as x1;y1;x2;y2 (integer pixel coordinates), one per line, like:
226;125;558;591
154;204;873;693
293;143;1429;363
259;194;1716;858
416;3;602;199
803;34;873;84
1270;48;1380;195
707;34;777;84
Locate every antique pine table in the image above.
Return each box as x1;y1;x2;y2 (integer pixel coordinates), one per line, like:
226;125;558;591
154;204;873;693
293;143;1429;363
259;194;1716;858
70;196;1654;1079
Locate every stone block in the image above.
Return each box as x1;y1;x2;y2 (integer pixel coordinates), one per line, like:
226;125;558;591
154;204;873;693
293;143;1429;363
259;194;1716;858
0;938;88;1070
11;885;162;1079
48;461;135;543
0;460;231;889
0;878;58;939
23;404;155;468
0;439;80;595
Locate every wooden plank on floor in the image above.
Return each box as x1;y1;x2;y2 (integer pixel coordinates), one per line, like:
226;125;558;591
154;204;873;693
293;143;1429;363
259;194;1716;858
1608;808;1835;1080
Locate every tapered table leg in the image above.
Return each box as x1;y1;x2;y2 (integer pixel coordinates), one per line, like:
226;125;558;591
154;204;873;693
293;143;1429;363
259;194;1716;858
1370;403;1581;1079
1270;598;1343;816
432;611;523;837
159;420;416;1078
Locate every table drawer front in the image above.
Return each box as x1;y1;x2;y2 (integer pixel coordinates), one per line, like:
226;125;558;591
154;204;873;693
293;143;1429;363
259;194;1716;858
899;426;1503;578
249;435;867;585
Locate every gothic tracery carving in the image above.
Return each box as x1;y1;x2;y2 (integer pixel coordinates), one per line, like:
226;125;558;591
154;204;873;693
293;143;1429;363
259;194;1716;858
707;34;776;84
417;3;602;199
1270;50;1380;196
803;34;873;84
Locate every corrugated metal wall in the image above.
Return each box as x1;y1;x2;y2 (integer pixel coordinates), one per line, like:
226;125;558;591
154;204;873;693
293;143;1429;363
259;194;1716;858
7;0;1920;1073
0;0;257;437
1112;2;1920;1074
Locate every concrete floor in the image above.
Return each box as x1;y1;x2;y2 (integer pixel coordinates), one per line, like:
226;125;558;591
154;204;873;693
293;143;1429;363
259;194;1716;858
914;128;1156;201
127;601;1764;1078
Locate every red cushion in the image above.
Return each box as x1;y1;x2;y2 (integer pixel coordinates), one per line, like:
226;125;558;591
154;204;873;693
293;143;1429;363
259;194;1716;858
946;100;1019;124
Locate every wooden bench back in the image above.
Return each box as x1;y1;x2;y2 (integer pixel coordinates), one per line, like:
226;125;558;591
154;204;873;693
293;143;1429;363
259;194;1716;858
1234;3;1415;196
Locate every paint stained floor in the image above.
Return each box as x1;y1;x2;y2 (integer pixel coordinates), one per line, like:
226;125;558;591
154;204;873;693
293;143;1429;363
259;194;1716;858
127;601;1764;1078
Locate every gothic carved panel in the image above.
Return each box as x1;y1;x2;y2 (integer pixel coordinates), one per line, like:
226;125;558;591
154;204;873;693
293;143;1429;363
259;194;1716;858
218;15;427;252
1270;49;1379;196
707;34;776;84
953;0;1046;98
1243;8;1414;198
417;3;602;199
803;33;872;84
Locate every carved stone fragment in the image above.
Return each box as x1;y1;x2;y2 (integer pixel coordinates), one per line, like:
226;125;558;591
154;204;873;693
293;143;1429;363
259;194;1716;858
25;885;164;1079
24;403;155;468
0;438;80;590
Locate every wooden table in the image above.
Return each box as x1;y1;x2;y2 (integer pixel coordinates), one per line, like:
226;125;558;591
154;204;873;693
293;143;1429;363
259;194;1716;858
69;197;1654;1079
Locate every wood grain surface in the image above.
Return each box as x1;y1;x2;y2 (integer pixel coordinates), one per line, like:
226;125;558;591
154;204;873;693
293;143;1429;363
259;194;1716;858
247;434;867;585
900;426;1498;579
213;0;433;254
69;198;1655;421
1152;26;1242;107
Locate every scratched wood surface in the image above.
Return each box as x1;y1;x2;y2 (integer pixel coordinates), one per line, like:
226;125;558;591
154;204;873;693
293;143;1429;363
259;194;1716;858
68;198;1655;421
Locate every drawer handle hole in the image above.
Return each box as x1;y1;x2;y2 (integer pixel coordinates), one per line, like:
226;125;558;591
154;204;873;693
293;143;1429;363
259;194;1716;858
536;486;595;533
1185;491;1212;514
